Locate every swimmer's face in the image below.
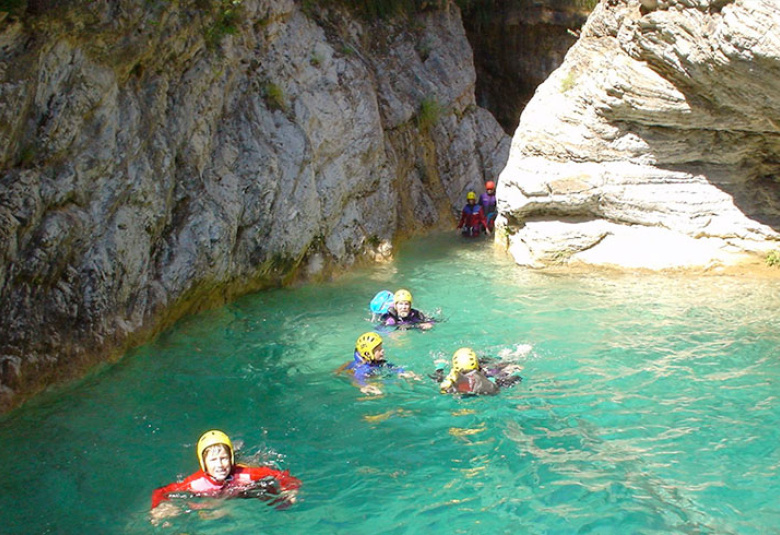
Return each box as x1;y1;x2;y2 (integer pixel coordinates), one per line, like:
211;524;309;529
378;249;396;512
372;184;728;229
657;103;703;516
395;300;411;318
203;445;232;482
372;343;385;363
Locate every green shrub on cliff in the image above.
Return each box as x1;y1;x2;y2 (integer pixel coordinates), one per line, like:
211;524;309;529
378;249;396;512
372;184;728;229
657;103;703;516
264;82;287;112
766;250;780;267
560;70;577;93
204;0;243;49
576;0;600;10
418;96;442;132
342;0;418;19
0;0;25;14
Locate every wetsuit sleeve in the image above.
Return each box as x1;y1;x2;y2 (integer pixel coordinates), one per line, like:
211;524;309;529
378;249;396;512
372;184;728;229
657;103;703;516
484;361;515;378
440;370;459;393
380;310;399;326
476;206;488;229
411;309;429;323
150;471;202;509
464;371;500;395
351;362;372;386
243;466;301;492
386;363;406;375
485;363;523;388
457;207;467;228
234;465;301;510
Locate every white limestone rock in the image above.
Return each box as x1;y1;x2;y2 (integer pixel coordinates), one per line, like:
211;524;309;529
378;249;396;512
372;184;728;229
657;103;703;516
498;0;780;270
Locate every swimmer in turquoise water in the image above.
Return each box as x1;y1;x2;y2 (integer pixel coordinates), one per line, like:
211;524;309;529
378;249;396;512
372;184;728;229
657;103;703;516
434;347;523;396
150;430;301;525
379;289;434;331
339;332;420;395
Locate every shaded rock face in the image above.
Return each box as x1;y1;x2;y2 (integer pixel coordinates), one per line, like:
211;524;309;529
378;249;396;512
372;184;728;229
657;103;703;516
0;0;509;410
461;0;588;133
498;0;780;269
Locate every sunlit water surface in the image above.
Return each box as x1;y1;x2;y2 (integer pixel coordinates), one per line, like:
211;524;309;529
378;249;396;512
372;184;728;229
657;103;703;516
1;233;779;534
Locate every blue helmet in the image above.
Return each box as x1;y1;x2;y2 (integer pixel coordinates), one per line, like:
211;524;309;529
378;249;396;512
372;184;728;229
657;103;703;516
369;290;394;314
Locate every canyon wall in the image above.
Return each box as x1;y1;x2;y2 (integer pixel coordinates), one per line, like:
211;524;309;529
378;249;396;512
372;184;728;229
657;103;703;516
0;0;510;410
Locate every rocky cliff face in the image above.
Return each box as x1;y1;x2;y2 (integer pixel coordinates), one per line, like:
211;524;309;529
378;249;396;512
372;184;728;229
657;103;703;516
497;0;780;269
0;0;509;410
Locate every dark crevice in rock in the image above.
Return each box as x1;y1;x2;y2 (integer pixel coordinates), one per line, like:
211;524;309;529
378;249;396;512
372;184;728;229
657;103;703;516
459;0;588;134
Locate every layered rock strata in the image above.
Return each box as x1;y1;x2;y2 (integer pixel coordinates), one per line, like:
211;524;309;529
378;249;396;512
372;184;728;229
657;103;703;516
497;0;780;269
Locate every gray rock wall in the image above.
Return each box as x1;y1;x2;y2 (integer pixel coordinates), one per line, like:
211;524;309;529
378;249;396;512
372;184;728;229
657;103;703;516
498;0;780;269
0;0;509;410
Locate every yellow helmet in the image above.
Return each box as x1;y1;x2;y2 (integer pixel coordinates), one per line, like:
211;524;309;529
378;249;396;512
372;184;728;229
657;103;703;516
394;289;412;305
197;430;234;471
466;191;477;201
452;347;478;373
356;332;383;361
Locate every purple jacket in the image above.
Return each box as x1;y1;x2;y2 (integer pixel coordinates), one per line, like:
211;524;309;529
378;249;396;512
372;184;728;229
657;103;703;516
479;192;496;215
380;307;428;326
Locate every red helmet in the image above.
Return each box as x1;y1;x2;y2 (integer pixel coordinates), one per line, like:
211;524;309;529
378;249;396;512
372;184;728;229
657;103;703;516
485;181;496;190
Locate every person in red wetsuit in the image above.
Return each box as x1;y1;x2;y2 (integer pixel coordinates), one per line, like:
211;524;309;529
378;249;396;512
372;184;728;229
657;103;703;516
150;430;300;524
457;191;491;237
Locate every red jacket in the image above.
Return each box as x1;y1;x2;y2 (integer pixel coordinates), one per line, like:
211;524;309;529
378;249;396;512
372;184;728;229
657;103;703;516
151;465;301;509
457;203;488;231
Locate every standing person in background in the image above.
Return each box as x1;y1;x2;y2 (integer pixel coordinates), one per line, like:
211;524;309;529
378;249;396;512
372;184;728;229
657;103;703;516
479;181;497;233
457;191;490;238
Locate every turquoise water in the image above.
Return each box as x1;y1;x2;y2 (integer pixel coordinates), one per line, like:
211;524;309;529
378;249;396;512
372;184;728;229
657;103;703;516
1;232;779;534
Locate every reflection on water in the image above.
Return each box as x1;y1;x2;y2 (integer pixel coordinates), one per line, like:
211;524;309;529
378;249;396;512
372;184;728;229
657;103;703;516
1;232;779;534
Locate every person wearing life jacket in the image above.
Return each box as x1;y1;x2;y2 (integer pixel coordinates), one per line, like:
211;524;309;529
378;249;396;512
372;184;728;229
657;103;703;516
379;289;434;331
150;430;301;524
435;348;522;396
457;191;490;238
478;181;497;232
340;332;420;395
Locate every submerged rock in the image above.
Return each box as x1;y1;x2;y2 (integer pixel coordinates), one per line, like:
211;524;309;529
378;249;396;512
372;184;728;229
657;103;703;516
498;0;780;270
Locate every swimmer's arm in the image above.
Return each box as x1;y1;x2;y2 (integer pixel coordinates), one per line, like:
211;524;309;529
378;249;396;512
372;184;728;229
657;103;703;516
398;370;421;380
439;370;459;393
151;478;190;509
149;478;198;525
150;501;182;525
485;361;523;377
386;363;420;381
358;383;383;395
349;366;381;394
